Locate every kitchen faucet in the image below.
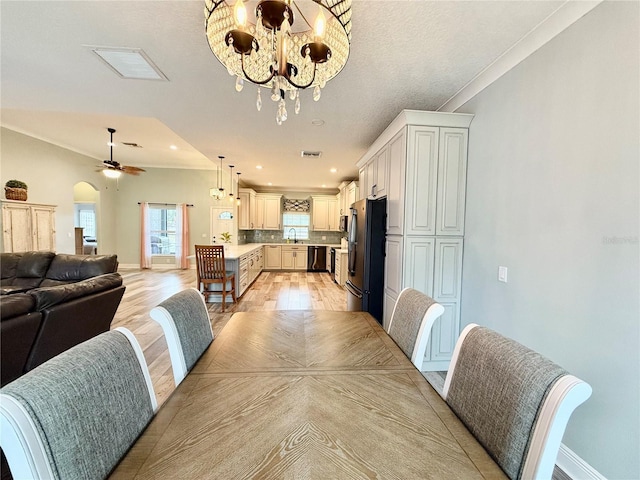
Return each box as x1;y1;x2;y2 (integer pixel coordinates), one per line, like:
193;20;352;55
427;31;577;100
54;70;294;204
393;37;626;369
288;228;297;244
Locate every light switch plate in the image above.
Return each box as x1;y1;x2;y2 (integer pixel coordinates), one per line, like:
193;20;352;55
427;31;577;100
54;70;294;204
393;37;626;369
498;266;508;283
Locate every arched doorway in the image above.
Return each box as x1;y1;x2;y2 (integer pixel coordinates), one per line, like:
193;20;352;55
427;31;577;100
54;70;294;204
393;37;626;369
73;182;100;254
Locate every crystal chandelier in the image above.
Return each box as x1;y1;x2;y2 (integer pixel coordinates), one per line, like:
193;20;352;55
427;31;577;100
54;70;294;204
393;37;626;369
204;0;352;125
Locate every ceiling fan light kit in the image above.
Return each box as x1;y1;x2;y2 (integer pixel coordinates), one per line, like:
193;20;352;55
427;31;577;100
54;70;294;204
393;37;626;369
205;0;352;125
101;128;146;179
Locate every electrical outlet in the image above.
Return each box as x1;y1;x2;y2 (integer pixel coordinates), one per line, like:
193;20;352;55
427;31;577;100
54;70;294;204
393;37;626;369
202;233;206;238
271;235;274;239
498;266;508;283
322;236;326;240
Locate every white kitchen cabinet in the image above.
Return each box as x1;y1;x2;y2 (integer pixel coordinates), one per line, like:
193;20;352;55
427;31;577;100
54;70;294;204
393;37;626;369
1;200;56;253
386;129;407;236
264;245;282;269
234;246;264;296
436;128;468;236
361;110;472;371
281;245;307;270
382;235;403;330
238;188;256;230
358;167;366;200
403;126;439;236
362;145;389;200
311;196;339;231
334;250;348;286
254;194;282;230
346;181;359;211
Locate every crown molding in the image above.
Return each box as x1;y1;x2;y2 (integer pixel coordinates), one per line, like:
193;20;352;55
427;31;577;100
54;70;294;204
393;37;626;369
437;1;603;113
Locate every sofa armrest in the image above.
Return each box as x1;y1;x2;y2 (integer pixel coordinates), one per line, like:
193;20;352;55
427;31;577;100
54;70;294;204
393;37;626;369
30;273;123;311
25;285;126;371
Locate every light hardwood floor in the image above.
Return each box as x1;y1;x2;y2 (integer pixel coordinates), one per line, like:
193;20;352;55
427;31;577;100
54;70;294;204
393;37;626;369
112;269;347;406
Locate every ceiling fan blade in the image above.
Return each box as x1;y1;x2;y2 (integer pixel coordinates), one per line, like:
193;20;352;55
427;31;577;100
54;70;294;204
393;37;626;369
122;165;146;175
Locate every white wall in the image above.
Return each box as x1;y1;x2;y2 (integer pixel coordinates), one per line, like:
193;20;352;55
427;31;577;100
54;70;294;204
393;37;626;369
459;3;639;478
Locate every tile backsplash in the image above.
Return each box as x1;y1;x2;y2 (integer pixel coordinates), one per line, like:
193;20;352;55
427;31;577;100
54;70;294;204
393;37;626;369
239;230;344;245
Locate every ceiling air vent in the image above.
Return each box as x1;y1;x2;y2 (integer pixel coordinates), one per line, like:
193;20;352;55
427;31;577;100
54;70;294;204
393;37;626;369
301;150;322;159
122;142;142;148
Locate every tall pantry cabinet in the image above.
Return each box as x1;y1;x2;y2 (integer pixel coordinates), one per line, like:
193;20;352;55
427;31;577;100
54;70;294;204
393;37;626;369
357;110;473;372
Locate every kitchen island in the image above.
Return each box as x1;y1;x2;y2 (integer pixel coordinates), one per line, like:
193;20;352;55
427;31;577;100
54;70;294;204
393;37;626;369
207;243;340;299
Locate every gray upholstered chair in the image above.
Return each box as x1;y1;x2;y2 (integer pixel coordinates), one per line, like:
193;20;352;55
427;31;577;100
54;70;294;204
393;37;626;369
387;287;445;370
150;287;214;386
0;327;157;480
442;324;592;480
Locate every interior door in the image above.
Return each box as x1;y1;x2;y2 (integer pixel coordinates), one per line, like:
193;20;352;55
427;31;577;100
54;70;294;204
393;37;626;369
210;206;234;244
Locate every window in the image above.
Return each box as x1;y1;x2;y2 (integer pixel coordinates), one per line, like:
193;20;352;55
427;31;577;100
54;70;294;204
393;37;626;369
75;203;96;238
149;205;177;255
283;213;309;240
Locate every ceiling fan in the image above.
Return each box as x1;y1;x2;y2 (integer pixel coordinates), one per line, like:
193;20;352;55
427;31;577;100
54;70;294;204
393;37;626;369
99;128;146;178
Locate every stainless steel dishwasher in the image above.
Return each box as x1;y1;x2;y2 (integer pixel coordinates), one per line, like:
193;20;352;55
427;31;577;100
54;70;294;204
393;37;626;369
307;246;327;272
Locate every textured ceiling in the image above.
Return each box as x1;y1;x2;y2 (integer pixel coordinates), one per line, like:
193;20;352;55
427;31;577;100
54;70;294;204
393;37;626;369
1;1;566;190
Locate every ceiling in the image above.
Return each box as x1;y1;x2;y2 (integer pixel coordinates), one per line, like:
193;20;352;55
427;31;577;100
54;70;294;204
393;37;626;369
0;1;568;191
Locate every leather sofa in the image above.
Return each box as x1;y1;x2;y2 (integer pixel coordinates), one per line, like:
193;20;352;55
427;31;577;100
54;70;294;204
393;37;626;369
0;251;125;386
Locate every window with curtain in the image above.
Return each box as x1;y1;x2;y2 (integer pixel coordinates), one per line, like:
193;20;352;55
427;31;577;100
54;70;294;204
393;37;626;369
283;213;310;240
149;205;177;255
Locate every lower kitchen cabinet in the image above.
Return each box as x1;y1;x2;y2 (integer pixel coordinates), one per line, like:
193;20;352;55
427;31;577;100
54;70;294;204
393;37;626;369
264;245;282;269
281;245;307;270
334;250;348;286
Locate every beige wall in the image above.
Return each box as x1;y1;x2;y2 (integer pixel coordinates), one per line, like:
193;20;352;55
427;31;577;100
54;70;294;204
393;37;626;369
1;128;118;254
459;3;639;478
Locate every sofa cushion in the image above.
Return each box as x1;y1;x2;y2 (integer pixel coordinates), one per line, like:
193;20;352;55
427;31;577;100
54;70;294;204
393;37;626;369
39;254;118;287
0;253;22;286
0;293;36;320
31;273;123;311
12;252;56;288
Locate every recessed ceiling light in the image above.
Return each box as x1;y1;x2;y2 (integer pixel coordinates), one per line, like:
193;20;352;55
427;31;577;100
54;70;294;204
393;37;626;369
89;47;168;81
330;168;337;173
170;145;177;150
311;119;325;126
322;184;326;188
256;165;263;169
268;182;273;186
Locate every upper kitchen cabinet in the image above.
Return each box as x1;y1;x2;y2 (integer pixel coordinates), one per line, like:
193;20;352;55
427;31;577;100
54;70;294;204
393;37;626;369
360;145;389;200
311;196;339;231
359;111;472;237
238;188;256;230
255;194;282;230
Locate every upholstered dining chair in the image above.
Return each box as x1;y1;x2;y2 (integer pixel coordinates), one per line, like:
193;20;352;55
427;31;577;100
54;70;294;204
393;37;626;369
442;324;592;480
150;287;214;386
387;287;445;371
0;327;157;480
194;244;236;312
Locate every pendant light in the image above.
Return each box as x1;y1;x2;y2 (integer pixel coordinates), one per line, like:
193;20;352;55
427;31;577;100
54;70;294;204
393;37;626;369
236;172;241;205
228;165;235;202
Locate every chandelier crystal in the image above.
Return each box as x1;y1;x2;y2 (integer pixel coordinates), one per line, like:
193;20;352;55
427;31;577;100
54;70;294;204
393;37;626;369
204;0;352;124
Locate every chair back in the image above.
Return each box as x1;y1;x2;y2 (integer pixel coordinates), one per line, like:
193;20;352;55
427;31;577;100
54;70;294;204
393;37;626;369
442;324;592;480
387;288;444;370
195;244;227;280
0;328;156;480
150;287;214;386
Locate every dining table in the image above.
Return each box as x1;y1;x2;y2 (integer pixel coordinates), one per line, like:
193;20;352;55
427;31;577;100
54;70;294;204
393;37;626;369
110;310;507;479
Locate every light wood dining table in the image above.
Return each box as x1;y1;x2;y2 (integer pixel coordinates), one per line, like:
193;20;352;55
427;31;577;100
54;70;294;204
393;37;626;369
111;311;507;479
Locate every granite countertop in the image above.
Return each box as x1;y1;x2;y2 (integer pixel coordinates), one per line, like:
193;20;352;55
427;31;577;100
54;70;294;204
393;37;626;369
222;243;342;260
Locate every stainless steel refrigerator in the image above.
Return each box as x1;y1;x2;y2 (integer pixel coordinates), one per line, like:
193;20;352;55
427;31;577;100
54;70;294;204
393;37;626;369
345;197;387;324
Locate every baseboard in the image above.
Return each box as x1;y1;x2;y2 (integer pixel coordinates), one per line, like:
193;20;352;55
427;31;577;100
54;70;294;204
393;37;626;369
556;444;606;480
119;263;195;270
